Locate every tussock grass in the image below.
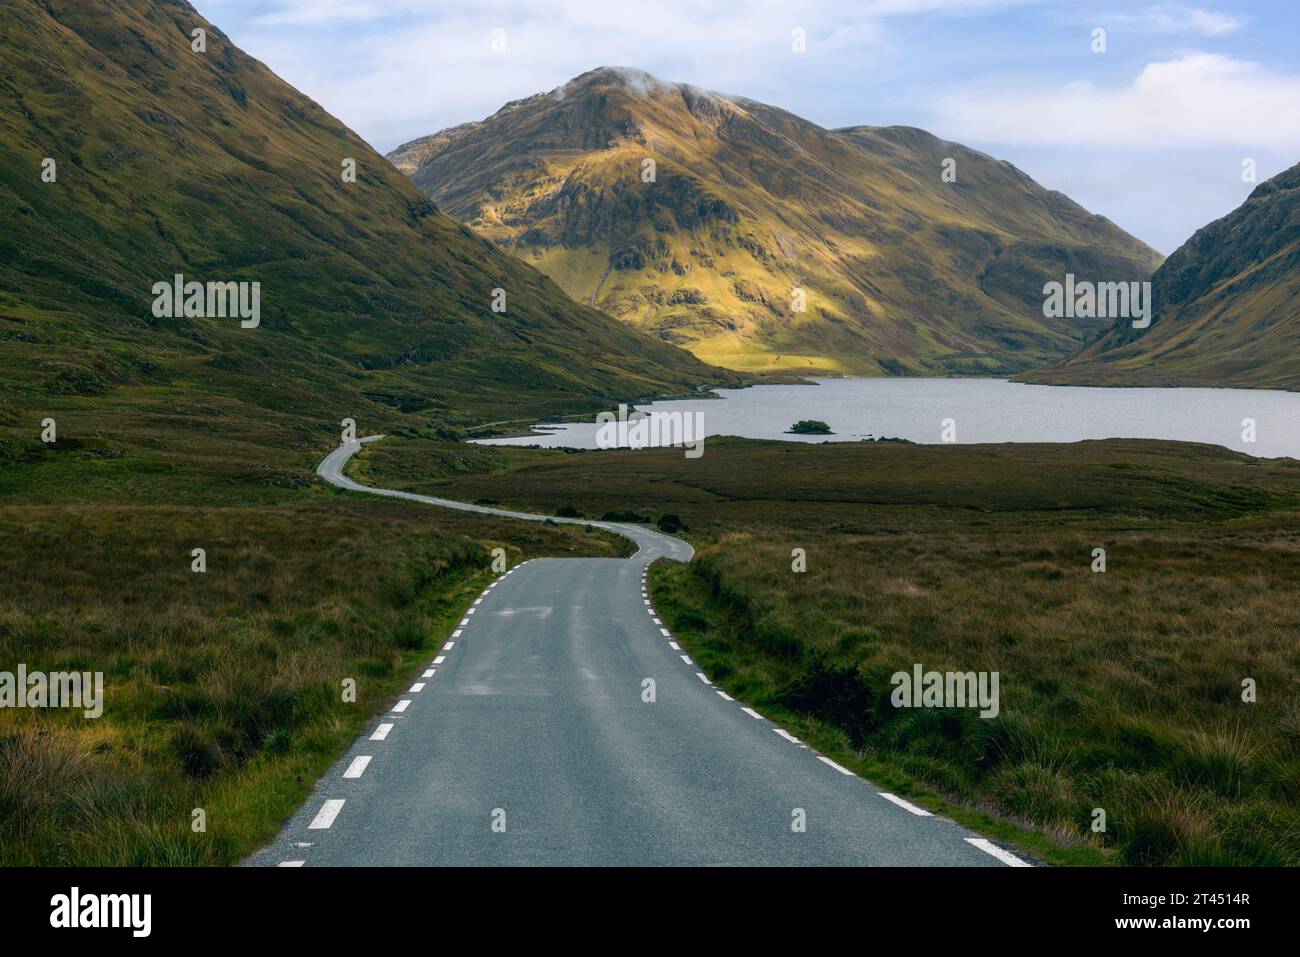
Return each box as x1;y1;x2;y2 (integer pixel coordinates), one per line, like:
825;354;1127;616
0;447;626;864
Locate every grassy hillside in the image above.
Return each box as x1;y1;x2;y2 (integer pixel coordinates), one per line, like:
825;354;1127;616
355;435;1300;866
0;3;739;445
391;67;1162;376
1024;162;1300;391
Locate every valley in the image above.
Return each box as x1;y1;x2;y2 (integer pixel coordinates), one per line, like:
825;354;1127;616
1;0;1297;884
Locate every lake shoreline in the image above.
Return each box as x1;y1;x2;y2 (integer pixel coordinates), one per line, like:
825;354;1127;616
472;376;1300;460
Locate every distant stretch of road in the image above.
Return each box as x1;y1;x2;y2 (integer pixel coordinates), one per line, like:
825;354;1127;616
249;437;1027;866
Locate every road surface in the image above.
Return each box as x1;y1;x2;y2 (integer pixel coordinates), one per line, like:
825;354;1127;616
249;437;1026;866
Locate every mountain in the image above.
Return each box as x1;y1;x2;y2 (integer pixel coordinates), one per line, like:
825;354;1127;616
389;67;1163;376
0;6;737;446
1023;162;1300;391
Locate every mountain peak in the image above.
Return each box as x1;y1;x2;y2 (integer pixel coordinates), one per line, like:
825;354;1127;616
548;67;739;118
387;72;1162;376
559;66;666;95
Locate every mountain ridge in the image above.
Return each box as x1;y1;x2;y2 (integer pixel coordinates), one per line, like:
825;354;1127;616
1022;160;1300;391
0;15;736;452
391;66;1164;376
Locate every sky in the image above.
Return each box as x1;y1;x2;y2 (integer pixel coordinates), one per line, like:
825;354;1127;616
193;0;1300;255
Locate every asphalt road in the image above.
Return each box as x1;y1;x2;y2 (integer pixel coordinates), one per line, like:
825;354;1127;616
248;437;1025;866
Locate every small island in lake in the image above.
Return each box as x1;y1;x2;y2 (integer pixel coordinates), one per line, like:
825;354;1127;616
786;420;833;435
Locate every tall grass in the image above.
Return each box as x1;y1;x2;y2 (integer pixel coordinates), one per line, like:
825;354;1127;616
0;498;625;865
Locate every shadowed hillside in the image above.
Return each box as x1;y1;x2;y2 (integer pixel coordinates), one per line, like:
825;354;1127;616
0;6;739;452
1025;161;1300;391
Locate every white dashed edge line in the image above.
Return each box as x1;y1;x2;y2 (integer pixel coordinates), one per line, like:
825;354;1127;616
343;755;371;779
299;557;1025;870
308;799;345;830
654;600;1014;862
294;578;490;863
878;792;933;816
817;756;853;776
965;838;1032;867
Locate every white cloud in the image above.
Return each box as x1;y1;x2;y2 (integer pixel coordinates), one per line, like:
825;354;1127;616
935;53;1300;149
1101;4;1245;37
221;1;906;149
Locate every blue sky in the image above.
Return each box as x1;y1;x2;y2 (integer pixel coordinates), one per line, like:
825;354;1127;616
194;0;1300;254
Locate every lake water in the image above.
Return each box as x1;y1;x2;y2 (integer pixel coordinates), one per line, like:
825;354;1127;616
475;378;1300;459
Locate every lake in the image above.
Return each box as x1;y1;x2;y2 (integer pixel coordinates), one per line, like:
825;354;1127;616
475;378;1300;459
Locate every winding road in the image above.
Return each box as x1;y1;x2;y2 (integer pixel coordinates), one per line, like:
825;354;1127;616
249;437;1027;866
